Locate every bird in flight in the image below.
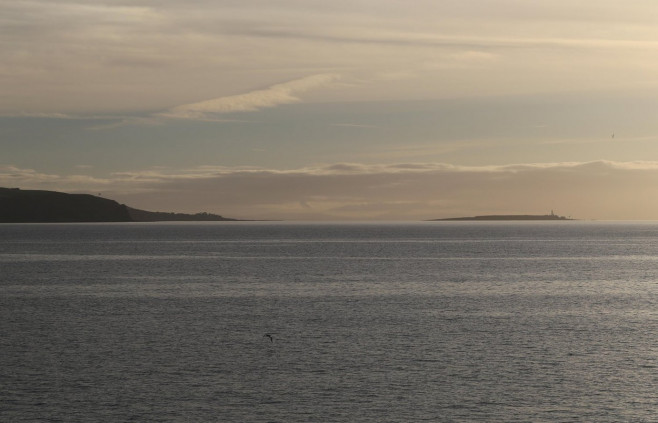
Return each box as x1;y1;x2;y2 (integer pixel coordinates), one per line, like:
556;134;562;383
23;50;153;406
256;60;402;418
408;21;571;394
263;333;274;342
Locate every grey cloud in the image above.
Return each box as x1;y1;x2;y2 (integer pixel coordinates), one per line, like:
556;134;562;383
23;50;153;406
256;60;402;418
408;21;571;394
25;160;653;220
2;160;658;219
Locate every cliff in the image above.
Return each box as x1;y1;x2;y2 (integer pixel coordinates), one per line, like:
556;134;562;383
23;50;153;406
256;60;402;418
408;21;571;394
0;188;236;222
126;207;236;222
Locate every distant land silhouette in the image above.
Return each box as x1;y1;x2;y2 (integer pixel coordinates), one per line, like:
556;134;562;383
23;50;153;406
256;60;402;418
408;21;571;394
0;188;238;222
431;211;573;221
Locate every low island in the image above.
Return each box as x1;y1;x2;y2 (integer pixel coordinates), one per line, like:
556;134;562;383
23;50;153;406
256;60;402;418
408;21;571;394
430;211;573;221
0;187;238;222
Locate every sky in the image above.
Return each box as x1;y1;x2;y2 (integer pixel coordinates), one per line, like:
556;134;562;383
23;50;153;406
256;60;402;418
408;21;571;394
3;0;658;220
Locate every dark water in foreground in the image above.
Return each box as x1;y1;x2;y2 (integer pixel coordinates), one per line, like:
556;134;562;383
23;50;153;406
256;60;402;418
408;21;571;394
1;222;656;422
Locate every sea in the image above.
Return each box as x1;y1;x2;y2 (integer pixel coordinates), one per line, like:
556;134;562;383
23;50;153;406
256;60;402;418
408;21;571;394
1;221;656;422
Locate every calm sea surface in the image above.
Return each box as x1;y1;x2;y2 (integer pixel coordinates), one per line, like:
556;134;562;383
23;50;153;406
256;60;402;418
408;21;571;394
1;222;656;422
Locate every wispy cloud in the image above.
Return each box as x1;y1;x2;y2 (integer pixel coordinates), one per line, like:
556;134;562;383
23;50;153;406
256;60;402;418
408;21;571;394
86;73;343;126
3;0;658;116
230;27;658;51
156;73;340;121
331;123;378;129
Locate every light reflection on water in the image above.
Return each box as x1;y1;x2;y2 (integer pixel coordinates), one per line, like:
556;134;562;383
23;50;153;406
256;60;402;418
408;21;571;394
1;222;657;422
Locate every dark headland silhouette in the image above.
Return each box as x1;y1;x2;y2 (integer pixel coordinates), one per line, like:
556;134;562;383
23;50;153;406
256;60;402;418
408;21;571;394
431;210;573;221
0;188;238;222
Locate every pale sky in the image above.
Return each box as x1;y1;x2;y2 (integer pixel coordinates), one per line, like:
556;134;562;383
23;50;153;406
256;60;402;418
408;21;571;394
3;0;658;220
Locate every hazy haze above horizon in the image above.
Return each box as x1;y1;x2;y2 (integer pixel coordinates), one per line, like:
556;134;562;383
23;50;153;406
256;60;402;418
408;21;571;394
3;0;658;220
